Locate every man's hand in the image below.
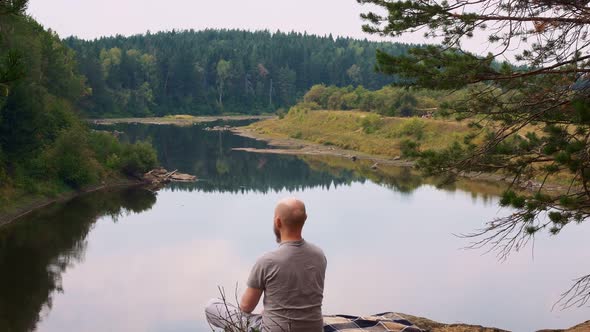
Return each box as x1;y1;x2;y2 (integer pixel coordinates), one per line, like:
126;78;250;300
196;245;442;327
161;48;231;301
240;287;263;314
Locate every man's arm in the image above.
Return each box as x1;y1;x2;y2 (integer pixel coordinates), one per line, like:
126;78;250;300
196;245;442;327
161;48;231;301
240;287;263;313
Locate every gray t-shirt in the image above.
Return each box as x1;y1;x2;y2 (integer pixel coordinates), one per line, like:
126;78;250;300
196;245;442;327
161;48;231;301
247;239;327;332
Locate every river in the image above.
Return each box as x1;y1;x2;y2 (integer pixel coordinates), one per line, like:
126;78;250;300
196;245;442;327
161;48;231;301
0;122;588;332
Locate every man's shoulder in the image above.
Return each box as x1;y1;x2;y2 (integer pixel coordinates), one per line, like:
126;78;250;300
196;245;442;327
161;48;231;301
254;247;284;267
304;240;325;255
257;241;325;264
256;250;278;263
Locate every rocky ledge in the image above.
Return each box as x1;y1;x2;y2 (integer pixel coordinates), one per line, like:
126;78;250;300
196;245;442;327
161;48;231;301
390;312;590;332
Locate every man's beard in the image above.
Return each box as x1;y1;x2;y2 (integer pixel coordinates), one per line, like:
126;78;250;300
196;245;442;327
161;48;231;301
274;224;281;243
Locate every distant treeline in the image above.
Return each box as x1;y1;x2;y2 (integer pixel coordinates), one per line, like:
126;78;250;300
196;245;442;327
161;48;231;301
65;30;417;117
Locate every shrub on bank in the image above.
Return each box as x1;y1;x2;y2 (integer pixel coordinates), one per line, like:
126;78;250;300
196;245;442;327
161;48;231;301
359;114;383;134
43;126;101;189
37;127;159;190
398;118;427;140
88;131;158;177
400;139;421;158
119;142;158;176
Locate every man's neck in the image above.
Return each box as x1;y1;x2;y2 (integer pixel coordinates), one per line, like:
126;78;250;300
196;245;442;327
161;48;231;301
280;233;303;243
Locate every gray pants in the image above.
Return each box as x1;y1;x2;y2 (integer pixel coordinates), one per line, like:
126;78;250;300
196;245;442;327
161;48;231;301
205;298;263;331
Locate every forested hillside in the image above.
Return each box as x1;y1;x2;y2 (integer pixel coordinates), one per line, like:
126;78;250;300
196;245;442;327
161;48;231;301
0;3;157;212
65;30;416;117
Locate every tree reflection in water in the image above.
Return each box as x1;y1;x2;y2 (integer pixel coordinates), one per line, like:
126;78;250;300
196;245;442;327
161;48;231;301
0;188;156;332
0;122;505;331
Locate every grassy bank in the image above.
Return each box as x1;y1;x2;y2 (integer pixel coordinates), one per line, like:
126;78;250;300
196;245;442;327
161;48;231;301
243;108;576;193
247;109;476;158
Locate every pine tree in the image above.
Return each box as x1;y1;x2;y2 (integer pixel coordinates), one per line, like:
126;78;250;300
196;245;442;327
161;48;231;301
358;0;590;308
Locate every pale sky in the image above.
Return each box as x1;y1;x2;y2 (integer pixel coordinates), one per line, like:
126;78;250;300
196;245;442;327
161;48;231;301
27;0;506;58
28;0;389;41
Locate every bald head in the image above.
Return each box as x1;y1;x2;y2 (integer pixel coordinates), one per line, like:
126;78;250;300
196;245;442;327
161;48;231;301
275;198;307;230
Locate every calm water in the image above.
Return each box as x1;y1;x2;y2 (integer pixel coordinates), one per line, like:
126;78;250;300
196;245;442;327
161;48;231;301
1;123;588;332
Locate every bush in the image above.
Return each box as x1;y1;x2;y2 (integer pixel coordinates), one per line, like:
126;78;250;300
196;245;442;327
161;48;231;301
398;103;416;117
400;139;421;158
327;91;345;110
292;101;321;111
88;131;122;163
119;141;158;176
44;126;101;189
276;108;287;119
303;84;328;107
359;114;383;134
88;130;158;176
285;102;319;121
399;118;427;140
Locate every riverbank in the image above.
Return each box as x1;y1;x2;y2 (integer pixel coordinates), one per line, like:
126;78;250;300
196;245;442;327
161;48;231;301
0;176;146;228
244;110;474;158
232;125;570;195
0;166;197;227
234;110;570;194
89;114;276;126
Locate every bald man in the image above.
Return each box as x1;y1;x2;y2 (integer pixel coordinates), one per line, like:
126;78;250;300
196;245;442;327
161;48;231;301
205;198;327;332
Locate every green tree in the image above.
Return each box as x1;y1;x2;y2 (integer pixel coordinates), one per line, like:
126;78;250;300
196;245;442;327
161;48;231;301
0;0;27;16
276;66;297;106
0;3;158;203
216;59;231;109
359;0;590;307
346;64;362;85
0;0;27;98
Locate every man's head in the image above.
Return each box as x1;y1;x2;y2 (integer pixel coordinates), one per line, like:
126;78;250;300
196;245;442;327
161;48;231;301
273;197;307;243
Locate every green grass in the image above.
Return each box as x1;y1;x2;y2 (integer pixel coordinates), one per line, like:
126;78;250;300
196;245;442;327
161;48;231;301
248;110;477;158
248;109;578;192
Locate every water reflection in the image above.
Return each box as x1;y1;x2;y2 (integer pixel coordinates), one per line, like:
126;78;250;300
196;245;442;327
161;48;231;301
108;122;363;193
1;123;587;332
103;123;503;200
17;184;590;332
0;188;156;332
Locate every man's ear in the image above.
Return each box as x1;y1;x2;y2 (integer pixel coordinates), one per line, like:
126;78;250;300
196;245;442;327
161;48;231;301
275;217;282;228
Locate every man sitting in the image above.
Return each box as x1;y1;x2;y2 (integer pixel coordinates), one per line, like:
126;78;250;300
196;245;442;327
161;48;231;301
206;198;327;332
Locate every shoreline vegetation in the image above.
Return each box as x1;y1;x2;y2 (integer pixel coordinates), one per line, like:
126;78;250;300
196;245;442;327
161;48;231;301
0;12;160;227
0;177;144;227
236;110;571;195
81;112;572;197
0;166;196;228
